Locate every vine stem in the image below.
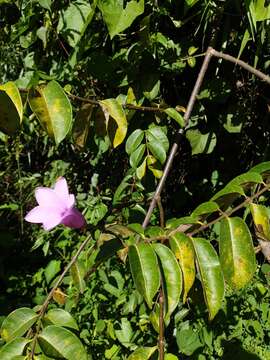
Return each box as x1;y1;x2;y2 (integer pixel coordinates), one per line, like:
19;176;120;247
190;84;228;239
30;234;92;358
142;47;270;229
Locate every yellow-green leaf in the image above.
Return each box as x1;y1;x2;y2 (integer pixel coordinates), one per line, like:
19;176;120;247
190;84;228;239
0;338;30;360
169;233;195;303
0;308;38;342
0;82;23;121
250;203;270;240
38;325;88;360
127;346;157;360
0;81;23;135
99;98;127;148
28;80;72;145
219;217;257;289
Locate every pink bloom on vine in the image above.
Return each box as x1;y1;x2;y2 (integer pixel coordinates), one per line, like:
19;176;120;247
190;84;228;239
25;177;86;231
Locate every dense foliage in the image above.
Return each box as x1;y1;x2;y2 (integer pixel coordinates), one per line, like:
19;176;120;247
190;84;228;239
1;0;270;359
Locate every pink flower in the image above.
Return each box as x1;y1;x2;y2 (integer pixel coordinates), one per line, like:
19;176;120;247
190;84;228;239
25;177;86;231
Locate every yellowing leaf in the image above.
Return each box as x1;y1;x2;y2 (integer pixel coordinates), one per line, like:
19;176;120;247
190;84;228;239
99;98;127;148
0;81;23;135
28;80;72;145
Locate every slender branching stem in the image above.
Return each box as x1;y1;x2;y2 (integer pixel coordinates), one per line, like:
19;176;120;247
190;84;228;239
30;234;92;358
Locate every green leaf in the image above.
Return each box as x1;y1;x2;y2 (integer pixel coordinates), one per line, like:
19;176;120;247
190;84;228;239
44;260;61;284
211;184;245;209
227;171;263;187
219;217;257;289
38;325;88;360
126;129;144;155
185;0;200;7
45;309;79;331
192;201;219;218
38;0;51;10
72;104;93;150
146;126;169;152
165;354;178;360
250;161;270;177
98;0;144;39
153;243;182;324
0;81;23;135
186;130;216;155
176;326;203;355
169;233;195;303
57;0;96;47
166;216;199;229
191;238;224;320
115;318;133;348
250;203;270;240
127;346;157;360
130;144;146;168
147;140;166;164
128;243;160;308
99;98;127;148
164;108;185;128
71;259;86;293
0;308;38;342
0;338;29;360
28;81;72;145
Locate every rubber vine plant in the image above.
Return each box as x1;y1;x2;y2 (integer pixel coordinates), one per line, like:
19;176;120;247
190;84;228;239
1;47;270;360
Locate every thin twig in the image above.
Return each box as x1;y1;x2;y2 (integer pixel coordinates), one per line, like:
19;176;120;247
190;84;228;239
142;47;214;229
169;182;270;238
157;195;165;229
30;234;92;358
210;48;270;84
158;288;165;360
142;46;270;229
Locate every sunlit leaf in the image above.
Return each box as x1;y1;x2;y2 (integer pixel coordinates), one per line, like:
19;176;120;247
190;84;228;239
0;308;38;342
45;309;79;331
57;0;97;47
186;129;216;155
0;338;29;360
128;243;160;308
153;243;182;324
99;98;127;148
192;201;219;218
127;346;157;360
126;129;144;155
250;203;270;240
169;233;195;303
130;144;146;168
71;259;86;294
98;0;144;39
38;325;88;360
28;81;72;145
0;81;23;135
164;108;185;128
219;217;257;289
191;238;224;320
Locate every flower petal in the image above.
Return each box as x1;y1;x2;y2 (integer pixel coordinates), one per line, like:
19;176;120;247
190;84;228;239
54;177;75;208
25;206;49;223
61;207;86;229
42;214;63;231
35;187;65;210
25;206;63;231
